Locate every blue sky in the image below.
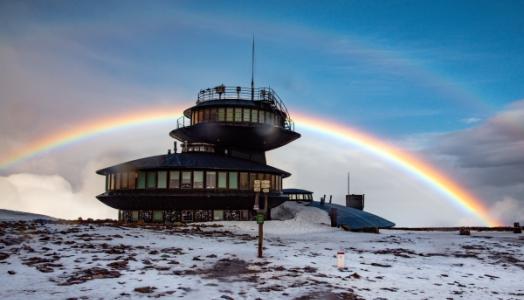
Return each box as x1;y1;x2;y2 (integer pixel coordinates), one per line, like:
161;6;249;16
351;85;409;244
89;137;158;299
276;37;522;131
3;0;523;135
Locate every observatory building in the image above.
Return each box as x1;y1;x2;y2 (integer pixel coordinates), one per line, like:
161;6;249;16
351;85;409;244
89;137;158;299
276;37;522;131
96;85;300;223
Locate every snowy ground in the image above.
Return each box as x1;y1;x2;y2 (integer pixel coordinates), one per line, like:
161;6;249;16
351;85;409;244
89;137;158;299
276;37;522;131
0;206;523;300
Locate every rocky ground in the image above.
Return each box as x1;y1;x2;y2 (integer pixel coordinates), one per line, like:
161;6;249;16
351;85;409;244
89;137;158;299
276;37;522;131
0;209;523;299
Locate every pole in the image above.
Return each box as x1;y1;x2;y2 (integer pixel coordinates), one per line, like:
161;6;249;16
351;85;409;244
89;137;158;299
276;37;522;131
251;36;255;101
258;222;263;258
348;171;350;196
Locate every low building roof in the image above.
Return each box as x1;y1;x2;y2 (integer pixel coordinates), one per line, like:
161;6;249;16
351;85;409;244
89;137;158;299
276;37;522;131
309;201;395;229
96;152;291;177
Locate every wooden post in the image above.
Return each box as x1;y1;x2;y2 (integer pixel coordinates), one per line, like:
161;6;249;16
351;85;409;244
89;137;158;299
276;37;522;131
258;222;263;257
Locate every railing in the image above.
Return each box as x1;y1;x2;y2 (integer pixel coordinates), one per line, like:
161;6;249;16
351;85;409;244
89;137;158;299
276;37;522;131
176;114;295;131
195;85;294;130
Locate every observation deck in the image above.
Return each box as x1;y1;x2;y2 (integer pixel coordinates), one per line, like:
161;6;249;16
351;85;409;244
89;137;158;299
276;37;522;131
170;85;300;151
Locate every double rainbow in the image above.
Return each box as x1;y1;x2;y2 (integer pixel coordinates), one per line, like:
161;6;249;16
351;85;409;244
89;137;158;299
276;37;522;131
0;107;501;226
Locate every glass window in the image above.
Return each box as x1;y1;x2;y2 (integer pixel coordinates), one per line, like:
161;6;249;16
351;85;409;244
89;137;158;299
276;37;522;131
109;174;115;190
169;171;180;188
218;172;227;189
298;194;304;200
210;108;217;121
213;210;224;221
191;111;196;125
157;171;167;188
206;171;216;189
128;172;137;189
115;173;121;189
181;171;192;189
193;171;204;189
198;110;204;123
277;176;281;191
271;175;276;191
153;211;163;222
250;109;257;123
226;108;234;122
147;171;156;189
257;173;264;180
131;211;139;221
229;172;238;189
265;111;272;124
234;108;242;122
121;173;128;189
249;173;256;190
290;194;296;200
239;172;249;190
243;108;250;122
259;110;265;123
105;176;109;191
204;109;210;122
137;172;146;189
218;108;225;121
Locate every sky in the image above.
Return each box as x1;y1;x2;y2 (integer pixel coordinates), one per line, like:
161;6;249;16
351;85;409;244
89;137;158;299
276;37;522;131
0;0;523;226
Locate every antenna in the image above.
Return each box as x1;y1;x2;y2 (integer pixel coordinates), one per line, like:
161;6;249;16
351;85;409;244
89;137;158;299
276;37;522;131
251;35;255;101
347;171;351;195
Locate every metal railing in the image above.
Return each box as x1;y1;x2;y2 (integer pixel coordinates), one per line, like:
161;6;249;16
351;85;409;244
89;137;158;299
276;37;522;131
175;114;295;131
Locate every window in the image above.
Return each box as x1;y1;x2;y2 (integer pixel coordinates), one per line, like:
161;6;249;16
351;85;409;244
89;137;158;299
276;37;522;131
121;173;128;189
115;173;121;189
147;171;156;189
271;175;276;191
109;174;114;190
193;171;204;189
169;171;180;188
249;173;256;189
181;210;193;222
137;172;146;189
239;172;249;190
213;210;224;221
153;211;163;222
157;171;167;188
229;172;238;189
277;176;281;191
181;171;192;189
131;211;139;222
298;194;304;200
265;111;272;124
210;108;217;121
206;171;216;189
243;108;250;122
251;109;258;123
234;108;242;122
218;172;227;189
191;111;196;125
106;176;109;191
198;110;204;123
128;172;137;189
259;110;265;123
218;108;225;121
226;108;234;122
290;194;296;200
257;173;264;180
204;109;210;122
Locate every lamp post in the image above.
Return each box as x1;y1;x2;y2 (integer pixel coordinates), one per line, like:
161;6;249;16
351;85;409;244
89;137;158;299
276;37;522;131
254;179;271;258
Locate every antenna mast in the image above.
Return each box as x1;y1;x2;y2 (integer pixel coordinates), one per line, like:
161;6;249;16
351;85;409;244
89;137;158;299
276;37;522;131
251;36;255;100
347;171;351;195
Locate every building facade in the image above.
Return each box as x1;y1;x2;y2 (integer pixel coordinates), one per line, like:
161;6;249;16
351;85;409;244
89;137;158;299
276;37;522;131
96;85;300;223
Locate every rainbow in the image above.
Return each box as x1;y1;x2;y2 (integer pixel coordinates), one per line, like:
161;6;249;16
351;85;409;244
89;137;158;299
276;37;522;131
0;108;501;226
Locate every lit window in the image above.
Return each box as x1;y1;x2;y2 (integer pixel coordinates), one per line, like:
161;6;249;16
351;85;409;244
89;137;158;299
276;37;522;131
147;171;156;189
226;108;234;122
114;173;120;189
239;172;249;190
218;172;227;189
290;194;296;200
181;171;192;189
234;108;242;122
169;171;180;188
128;172;137;189
206;171;216;189
229;172;238;189
243;108;250;122
193;171;204;189
157;171;167;188
251;109;258;123
298;194;304;200
218;108;225;121
137;172;146;189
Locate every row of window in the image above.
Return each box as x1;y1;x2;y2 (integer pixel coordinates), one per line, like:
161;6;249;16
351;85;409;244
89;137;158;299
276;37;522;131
191;107;283;127
119;209;251;223
288;193;314;201
106;170;282;192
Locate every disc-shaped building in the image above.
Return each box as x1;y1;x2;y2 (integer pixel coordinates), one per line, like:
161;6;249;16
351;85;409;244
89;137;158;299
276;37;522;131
96;85;300;223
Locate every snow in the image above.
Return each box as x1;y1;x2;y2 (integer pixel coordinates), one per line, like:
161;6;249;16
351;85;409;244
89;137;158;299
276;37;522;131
0;209;56;221
0;207;523;299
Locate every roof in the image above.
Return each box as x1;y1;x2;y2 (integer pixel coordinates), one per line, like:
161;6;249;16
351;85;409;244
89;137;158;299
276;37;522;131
308;201;395;229
96;152;291;177
282;188;313;194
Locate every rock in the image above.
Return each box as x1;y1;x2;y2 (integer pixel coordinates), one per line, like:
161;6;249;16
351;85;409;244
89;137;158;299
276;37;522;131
7;270;16;275
134;286;156;293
